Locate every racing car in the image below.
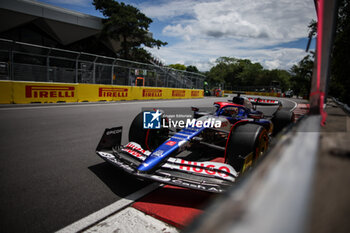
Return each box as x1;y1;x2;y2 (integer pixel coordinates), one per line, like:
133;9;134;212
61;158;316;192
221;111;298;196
96;96;294;193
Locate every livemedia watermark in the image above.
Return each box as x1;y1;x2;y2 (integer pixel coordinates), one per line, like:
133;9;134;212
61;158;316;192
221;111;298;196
142;108;221;129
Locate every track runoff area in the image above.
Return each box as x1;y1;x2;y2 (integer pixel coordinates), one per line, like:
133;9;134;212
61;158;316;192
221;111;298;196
0;95;306;233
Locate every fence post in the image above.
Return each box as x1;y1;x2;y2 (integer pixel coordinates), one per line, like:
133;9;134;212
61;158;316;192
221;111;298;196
111;59;116;85
166;70;168;88
46;48;51;82
9;48;14;80
92;56;98;84
75;53;81;83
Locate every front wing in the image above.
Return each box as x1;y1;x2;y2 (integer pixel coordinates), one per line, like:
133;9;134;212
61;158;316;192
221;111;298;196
96;127;237;193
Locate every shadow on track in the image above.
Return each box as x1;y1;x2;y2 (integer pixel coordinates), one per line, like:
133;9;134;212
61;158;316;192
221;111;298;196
88;162;152;197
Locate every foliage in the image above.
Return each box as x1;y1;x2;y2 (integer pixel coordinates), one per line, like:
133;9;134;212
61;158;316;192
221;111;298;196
186;65;199;73
330;0;350;105
306;0;350;104
93;0;167;61
167;64;200;73
206;57;291;91
308;19;317;38
289;53;314;97
168;64;186;70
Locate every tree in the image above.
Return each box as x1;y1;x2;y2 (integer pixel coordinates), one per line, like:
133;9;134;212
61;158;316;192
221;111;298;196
186;65;199;73
289;54;314;97
207;57;241;88
330;0;350;105
168;64;186;70
93;0;167;61
205;56;292;91
266;69;291;92
306;0;350;104
236;61;264;87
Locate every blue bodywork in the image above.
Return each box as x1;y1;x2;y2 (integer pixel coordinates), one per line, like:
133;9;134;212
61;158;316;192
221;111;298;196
137;102;272;173
137;127;204;172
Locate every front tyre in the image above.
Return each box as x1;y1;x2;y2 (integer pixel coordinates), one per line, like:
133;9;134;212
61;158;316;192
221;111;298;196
128;112;169;151
225;123;268;173
272;110;294;135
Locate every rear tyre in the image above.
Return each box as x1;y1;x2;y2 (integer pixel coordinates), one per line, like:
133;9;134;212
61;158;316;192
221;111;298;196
272;110;294;135
225;124;268;173
128;112;169;151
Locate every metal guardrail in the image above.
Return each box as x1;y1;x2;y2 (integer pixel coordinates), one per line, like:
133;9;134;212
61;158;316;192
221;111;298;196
185;115;321;233
332;97;350;114
0;38;205;89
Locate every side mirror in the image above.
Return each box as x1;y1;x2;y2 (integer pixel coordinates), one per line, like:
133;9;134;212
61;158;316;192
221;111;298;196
248;112;263;119
191;106;199;112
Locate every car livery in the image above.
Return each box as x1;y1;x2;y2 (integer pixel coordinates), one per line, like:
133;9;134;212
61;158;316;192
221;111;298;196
96;96;293;193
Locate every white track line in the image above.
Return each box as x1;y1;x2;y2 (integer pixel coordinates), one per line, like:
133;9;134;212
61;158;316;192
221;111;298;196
282;98;298;112
56;183;160;233
267;97;298;112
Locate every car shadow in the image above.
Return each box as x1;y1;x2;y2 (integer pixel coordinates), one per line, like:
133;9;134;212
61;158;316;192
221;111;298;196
89;162;217;209
88;162;153;197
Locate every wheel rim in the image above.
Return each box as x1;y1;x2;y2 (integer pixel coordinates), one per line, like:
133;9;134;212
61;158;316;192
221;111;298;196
255;131;268;160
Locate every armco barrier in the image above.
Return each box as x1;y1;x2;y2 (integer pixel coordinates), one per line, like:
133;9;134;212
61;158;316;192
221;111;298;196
0;81;203;104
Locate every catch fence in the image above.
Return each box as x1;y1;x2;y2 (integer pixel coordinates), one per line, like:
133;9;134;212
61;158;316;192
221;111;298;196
0;38;204;89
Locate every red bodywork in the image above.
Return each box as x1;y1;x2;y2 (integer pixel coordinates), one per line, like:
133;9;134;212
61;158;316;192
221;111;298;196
214;102;243;109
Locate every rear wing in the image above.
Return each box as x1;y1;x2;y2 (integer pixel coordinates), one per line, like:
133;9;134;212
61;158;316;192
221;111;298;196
247;97;280;106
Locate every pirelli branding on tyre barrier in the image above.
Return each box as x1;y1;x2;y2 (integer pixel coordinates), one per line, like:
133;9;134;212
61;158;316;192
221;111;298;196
0;81;203;104
25;85;76;99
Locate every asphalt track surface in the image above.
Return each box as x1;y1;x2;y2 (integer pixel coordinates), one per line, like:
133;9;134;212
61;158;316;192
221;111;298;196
0;96;298;233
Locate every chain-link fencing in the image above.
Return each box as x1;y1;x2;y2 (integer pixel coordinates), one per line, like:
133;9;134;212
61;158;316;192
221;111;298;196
0;38;205;89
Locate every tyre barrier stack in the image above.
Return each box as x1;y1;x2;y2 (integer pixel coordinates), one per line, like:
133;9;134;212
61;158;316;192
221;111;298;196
0;81;204;104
